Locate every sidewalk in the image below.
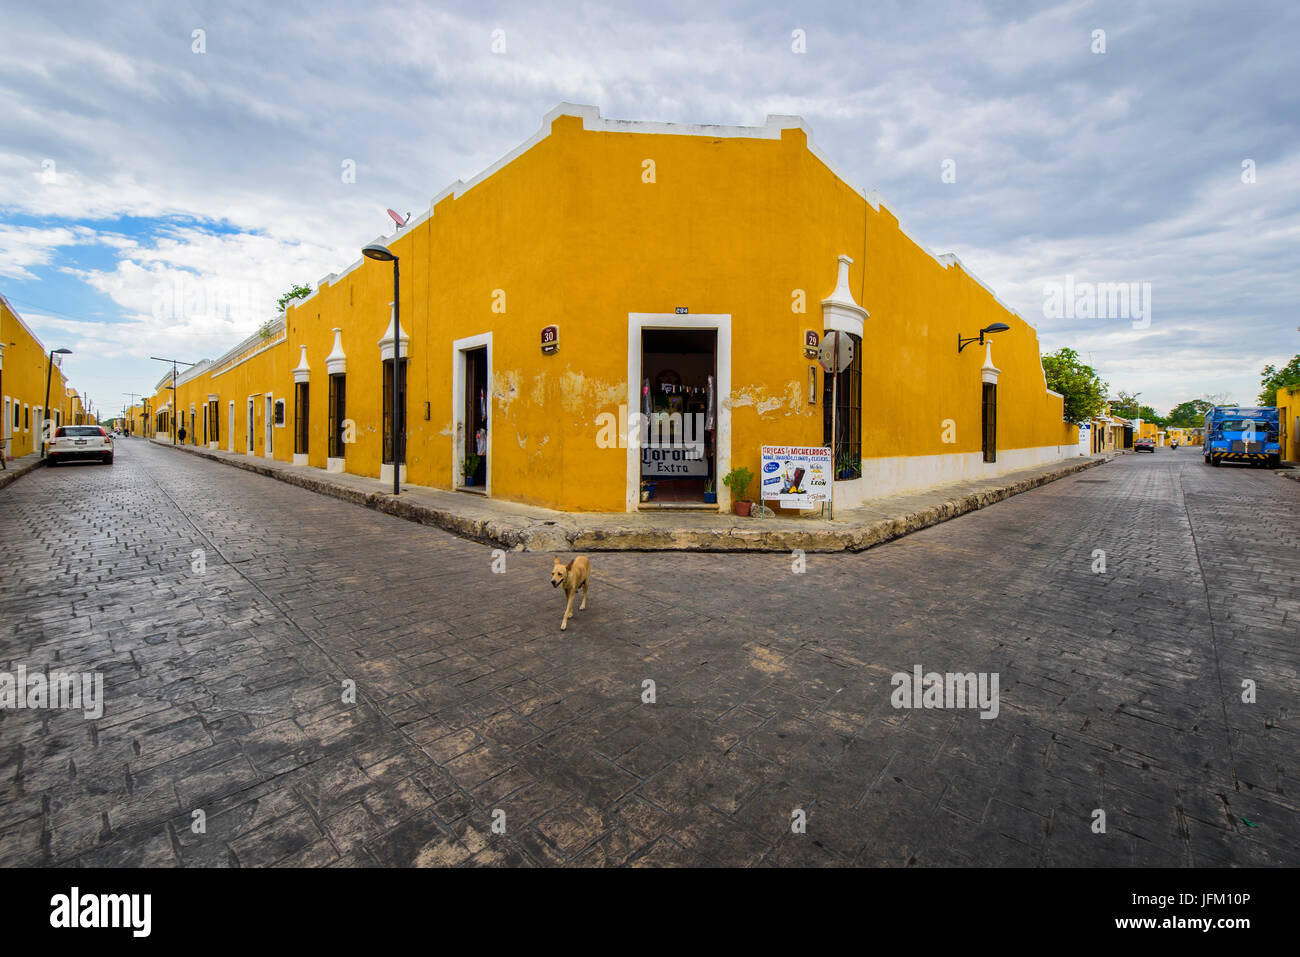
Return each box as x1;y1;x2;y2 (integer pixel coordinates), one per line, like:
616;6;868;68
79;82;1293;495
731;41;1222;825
151;438;1117;552
0;452;44;491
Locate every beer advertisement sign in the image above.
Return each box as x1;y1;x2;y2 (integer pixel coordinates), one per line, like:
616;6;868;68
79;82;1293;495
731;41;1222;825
760;446;832;507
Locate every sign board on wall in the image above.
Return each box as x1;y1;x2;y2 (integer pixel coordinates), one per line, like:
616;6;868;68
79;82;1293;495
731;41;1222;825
642;445;708;477
760;446;832;507
803;330;820;358
541;325;559;355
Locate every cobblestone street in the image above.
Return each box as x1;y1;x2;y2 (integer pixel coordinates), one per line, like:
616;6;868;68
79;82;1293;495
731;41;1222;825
1;439;1296;866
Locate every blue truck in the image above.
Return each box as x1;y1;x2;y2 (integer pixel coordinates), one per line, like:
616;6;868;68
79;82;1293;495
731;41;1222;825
1202;406;1281;468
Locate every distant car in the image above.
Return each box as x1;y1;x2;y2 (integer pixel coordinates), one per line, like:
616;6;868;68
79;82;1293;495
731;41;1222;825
47;425;113;465
1134;438;1156;452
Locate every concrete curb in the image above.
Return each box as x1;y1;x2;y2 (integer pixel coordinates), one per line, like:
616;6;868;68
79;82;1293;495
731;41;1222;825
152;438;1112;553
0;454;45;491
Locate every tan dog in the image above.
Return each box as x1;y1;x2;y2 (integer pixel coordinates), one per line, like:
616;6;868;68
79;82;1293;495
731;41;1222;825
550;555;590;631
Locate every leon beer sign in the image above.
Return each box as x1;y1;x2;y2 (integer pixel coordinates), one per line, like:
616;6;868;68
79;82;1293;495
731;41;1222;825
760;446;831;507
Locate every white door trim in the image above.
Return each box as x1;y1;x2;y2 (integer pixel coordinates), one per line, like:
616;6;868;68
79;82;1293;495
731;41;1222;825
451;332;492;496
626;313;731;512
227;401;235;453
263;392;274;458
246;397;255;453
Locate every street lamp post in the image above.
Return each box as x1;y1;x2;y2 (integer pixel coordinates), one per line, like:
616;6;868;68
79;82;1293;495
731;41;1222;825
957;322;1011;354
362;243;401;496
150;357;195;445
41;347;72;458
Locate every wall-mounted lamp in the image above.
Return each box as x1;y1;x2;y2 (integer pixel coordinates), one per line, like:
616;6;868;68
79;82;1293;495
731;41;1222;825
957;322;1010;354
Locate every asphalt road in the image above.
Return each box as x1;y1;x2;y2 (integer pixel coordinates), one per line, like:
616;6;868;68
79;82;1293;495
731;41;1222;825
1;439;1296;866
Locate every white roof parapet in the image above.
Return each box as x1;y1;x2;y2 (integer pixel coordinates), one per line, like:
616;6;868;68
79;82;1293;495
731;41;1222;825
174;358;212;387
210;317;286;373
293;344;311;384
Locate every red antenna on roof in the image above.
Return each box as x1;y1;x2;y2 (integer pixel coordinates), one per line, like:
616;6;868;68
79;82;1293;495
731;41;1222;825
387;208;411;228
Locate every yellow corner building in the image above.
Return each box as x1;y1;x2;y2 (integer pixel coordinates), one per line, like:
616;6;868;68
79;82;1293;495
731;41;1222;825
146;105;1080;513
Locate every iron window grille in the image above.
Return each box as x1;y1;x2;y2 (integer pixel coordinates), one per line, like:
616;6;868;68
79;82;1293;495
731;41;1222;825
822;333;862;477
382;358;408;465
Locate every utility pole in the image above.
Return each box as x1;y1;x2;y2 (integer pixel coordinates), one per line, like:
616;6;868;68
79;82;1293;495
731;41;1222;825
150;357;195;444
123;392;141;435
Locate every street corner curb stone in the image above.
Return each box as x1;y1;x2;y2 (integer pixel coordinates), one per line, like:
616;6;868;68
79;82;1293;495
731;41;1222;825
153;439;1107;555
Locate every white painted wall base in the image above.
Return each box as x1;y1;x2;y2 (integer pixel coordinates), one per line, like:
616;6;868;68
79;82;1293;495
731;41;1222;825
379;463;407;485
293;453;308;466
841;445;1076;506
208;441;219;450
326;457;345;473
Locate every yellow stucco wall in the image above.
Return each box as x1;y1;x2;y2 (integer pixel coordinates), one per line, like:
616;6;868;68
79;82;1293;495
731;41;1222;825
138;106;1077;511
2;295;73;459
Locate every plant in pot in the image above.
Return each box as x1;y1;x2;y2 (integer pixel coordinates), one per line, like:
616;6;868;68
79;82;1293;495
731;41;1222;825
461;453;481;487
836;451;860;480
640;479;656;502
703;478;717;504
722;466;754;516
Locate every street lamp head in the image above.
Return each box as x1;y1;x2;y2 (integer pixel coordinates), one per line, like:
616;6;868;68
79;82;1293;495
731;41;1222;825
53;347;72;355
981;323;1010;336
362;243;397;263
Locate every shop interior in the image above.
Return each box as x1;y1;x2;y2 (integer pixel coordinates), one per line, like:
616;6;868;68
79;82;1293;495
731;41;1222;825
640;328;716;505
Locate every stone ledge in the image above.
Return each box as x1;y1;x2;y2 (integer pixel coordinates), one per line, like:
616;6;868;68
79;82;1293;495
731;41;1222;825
152;438;1111;554
0;453;45;491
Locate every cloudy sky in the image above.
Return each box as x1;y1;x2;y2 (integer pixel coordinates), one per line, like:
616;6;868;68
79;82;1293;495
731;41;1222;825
2;0;1297;416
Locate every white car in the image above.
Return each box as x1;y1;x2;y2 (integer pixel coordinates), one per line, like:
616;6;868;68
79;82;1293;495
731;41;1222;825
48;425;114;465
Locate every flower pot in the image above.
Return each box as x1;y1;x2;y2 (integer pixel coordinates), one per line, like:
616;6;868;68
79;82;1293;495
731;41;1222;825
735;500;752;517
640;490;650;502
703;491;717;504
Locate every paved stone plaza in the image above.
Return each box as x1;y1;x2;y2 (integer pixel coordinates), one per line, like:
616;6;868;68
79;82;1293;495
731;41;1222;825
1;440;1296;866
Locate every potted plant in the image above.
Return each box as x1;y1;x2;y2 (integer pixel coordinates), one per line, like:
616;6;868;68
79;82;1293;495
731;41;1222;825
836;451;859;480
461;453;481;486
640;479;656;502
703;479;717;504
722;466;754;516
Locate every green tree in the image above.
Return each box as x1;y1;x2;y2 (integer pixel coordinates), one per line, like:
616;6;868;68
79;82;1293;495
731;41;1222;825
277;283;312;313
1257;354;1300;406
1109;390;1141;419
1167;399;1212;427
1137;405;1167;428
1041;348;1108;424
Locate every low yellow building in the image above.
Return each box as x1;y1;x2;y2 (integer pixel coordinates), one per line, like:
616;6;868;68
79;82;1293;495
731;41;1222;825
1278;385;1299;462
141;104;1078;512
1;292;79;461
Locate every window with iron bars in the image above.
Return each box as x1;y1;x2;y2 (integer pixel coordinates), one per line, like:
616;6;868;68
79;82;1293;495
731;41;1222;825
382;358;408;464
822;333;862;477
982;382;997;463
295;382;309;455
328;373;346;458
